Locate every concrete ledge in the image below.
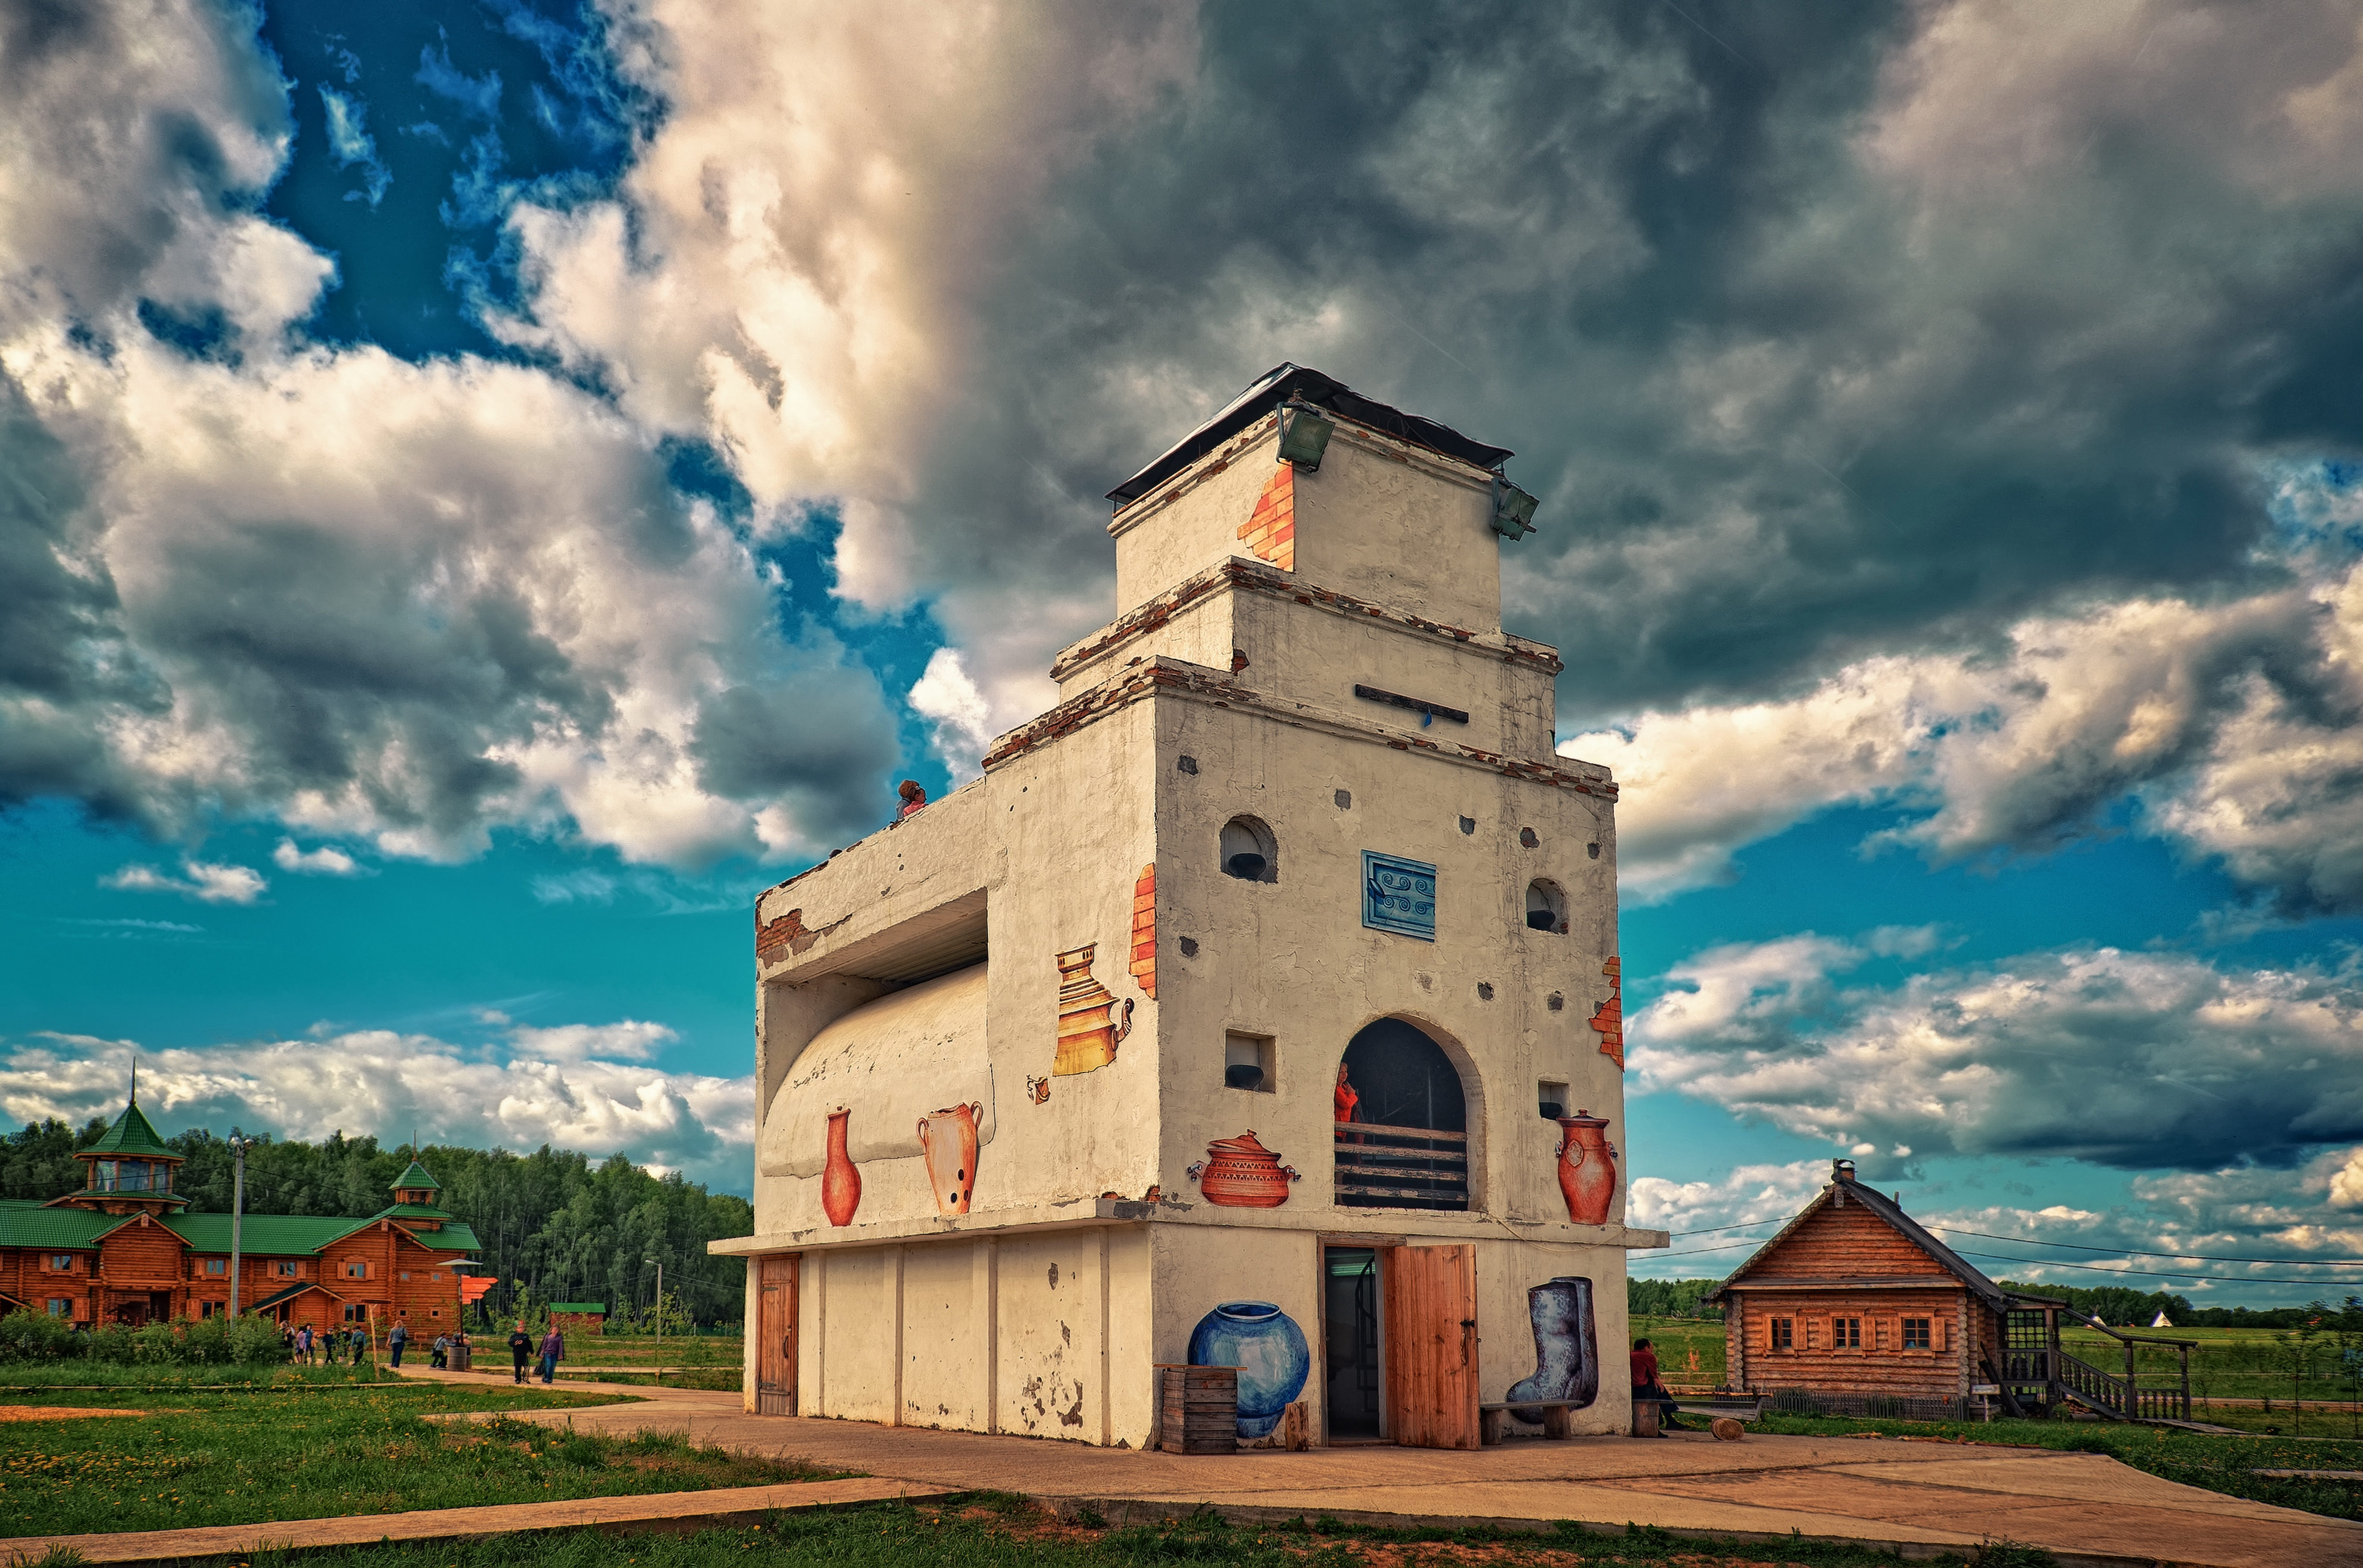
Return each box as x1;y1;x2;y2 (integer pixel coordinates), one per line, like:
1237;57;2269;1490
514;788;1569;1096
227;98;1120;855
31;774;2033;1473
0;1478;949;1568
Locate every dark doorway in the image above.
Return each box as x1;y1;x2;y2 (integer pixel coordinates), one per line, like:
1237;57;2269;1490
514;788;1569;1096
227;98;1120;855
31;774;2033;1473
1335;1019;1469;1210
1323;1247;1382;1440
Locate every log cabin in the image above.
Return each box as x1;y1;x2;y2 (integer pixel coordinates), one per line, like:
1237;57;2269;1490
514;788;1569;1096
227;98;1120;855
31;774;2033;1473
1705;1159;2195;1422
0;1093;480;1338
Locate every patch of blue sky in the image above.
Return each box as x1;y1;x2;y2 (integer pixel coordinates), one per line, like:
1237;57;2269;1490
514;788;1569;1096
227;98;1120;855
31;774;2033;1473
416;39;501;119
2263;454;2363;559
317;84;392;207
259;0;648;359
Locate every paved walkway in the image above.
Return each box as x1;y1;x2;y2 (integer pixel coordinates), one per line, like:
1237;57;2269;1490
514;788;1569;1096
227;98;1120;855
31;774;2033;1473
0;1478;945;1567
402;1367;2363;1567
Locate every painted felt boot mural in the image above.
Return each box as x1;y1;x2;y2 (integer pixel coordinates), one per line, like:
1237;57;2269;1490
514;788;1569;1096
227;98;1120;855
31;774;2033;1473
1504;1275;1598;1421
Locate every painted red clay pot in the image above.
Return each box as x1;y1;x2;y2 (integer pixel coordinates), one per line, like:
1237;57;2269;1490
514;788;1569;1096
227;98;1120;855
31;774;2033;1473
1554;1110;1616;1226
821;1107;862;1227
1193;1132;1301;1208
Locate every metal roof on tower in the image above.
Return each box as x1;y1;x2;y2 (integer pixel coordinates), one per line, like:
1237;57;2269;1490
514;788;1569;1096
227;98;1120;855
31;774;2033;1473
1105;363;1515;507
79;1099;179;1162
393;1160;441;1192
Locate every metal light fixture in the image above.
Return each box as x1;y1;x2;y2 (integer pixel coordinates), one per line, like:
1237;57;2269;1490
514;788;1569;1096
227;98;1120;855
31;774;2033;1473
1275;399;1335;470
1491;473;1538;540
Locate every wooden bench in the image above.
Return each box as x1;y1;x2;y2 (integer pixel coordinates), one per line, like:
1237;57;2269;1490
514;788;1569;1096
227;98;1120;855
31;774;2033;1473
1479;1400;1581;1444
1670;1396;1765;1424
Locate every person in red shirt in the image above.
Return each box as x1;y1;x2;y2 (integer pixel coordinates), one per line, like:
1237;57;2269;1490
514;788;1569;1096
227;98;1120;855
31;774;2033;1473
1629;1338;1686;1433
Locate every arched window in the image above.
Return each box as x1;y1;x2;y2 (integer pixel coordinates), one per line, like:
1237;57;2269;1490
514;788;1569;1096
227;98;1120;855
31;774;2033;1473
1219;815;1278;882
1525;879;1567;934
1334;1018;1469;1212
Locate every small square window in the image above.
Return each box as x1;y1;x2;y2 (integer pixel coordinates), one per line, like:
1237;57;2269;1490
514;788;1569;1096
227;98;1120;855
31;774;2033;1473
345;1262;366;1280
1770;1316;1792;1350
47;1299;70;1318
1224;1031;1276;1092
276;1261;298;1277
205;1258;226;1275
400;1272;411;1282
1903;1317;1931;1350
47;1253;74;1272
1834;1316;1862;1349
1538;1080;1570;1119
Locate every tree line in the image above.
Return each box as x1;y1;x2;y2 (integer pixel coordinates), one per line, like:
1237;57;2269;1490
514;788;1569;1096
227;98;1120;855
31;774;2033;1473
1;1119;751;1329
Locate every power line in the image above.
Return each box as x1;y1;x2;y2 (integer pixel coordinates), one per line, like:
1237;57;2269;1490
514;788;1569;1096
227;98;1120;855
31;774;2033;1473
1949;1246;2363;1288
1634;1237;1770;1259
1667;1221;1785;1238
1927;1225;2363;1270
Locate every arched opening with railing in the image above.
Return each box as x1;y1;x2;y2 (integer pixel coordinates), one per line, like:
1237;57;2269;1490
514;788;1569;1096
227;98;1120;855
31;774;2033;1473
1333;1018;1471;1212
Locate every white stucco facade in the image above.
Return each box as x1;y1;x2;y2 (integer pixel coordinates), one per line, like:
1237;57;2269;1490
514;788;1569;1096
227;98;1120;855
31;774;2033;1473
714;381;1663;1450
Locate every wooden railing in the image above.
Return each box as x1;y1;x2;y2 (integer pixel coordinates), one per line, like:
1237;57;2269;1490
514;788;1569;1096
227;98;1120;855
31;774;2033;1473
1334;1120;1468;1210
2048;1311;2193;1423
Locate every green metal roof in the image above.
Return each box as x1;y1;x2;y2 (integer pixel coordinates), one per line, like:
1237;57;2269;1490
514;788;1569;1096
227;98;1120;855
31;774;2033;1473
392;1160;442;1192
378;1202;455;1222
81;1101;178;1160
549;1303;606;1314
0;1207;137;1249
163;1213;353;1255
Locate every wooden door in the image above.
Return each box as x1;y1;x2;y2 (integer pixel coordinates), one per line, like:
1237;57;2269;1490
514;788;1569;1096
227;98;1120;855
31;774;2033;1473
756;1254;798;1416
1381;1243;1480;1449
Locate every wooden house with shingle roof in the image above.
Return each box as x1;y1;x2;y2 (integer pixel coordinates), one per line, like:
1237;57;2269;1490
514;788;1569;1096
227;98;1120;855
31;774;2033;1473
1703;1159;2195;1423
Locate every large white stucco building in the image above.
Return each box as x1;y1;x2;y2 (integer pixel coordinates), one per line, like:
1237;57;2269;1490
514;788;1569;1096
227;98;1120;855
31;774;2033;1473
713;365;1663;1450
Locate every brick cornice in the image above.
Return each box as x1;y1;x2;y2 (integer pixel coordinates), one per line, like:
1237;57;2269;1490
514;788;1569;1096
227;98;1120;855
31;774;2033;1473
984;655;1616;800
1049;559;1564;685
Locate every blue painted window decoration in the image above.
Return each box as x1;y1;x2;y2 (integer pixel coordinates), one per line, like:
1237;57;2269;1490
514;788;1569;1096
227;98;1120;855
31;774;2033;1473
1363;852;1437;941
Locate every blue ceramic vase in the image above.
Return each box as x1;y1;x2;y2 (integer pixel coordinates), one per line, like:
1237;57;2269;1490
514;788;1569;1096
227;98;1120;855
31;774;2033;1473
1504;1275;1597;1423
1188;1301;1311;1438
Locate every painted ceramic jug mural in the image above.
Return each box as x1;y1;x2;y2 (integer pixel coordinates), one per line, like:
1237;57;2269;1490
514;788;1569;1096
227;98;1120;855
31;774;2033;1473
1188;1132;1301;1207
1053;944;1134;1076
918;1102;984;1215
1553;1109;1616;1225
821;1107;861;1227
1188;1301;1311;1438
1504;1274;1597;1421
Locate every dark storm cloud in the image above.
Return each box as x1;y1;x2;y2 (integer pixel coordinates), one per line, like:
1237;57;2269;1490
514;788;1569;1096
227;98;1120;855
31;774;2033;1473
904;1;2363;730
689;666;902;842
1632;934;2363;1171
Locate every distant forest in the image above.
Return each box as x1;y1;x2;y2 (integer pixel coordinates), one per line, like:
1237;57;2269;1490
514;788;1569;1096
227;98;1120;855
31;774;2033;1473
0;1119;753;1329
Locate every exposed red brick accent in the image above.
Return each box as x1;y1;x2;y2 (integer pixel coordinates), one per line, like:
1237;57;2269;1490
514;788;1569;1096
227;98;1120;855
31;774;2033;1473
1127;864;1156;1000
1590;957;1624;1070
757;907;848;967
1238;463;1296;570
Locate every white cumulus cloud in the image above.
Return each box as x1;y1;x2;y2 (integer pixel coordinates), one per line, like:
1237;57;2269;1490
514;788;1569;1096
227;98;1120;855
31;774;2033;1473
102;860;266;905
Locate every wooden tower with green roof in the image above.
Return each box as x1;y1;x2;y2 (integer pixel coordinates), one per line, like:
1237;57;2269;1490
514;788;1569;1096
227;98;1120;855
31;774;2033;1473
63;1083;189;1216
392;1160;442;1210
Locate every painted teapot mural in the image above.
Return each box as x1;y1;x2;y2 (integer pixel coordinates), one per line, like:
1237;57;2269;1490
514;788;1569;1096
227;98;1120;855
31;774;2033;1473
918;1102;984;1215
1552;1109;1617;1226
1053;944;1134;1076
1188;1132;1301;1208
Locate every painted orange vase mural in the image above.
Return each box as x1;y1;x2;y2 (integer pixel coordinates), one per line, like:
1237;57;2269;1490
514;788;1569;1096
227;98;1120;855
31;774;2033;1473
1053;943;1133;1076
1552;1110;1616;1226
821;1107;861;1227
1190;1132;1301;1207
918;1102;983;1215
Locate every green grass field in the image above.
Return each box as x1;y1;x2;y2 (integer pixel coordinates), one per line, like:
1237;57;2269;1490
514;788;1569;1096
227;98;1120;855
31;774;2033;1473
0;1374;843;1538
203;1499;2050;1568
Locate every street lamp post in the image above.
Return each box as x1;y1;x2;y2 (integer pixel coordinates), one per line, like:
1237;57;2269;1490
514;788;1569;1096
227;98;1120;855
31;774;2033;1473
227;1135;248;1320
643;1257;663;1386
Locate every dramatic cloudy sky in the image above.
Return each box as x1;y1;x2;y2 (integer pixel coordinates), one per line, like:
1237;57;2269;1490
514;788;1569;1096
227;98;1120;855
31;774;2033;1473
4;0;2361;1304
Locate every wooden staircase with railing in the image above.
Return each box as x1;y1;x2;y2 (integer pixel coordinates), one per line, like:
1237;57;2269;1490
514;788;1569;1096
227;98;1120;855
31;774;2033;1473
2034;1308;2194;1424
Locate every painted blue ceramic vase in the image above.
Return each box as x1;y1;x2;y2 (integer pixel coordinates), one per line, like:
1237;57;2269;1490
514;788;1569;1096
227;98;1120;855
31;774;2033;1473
1188;1301;1311;1438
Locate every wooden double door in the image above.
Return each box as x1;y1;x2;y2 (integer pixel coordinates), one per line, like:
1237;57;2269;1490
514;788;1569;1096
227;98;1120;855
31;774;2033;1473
756;1254;797;1416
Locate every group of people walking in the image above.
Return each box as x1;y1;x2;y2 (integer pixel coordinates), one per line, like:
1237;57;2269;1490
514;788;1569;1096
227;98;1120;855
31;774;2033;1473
286;1322;381;1366
281;1316;563;1384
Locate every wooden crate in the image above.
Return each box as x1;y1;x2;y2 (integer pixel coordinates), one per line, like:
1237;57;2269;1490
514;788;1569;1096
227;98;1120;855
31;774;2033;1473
1157;1364;1237;1455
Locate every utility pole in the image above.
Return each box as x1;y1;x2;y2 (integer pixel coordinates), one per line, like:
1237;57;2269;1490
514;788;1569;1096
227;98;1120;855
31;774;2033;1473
227;1135;248;1319
645;1256;663;1345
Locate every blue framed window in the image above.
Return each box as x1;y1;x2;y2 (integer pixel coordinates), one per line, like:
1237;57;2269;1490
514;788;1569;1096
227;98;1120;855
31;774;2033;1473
1363;852;1437;941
